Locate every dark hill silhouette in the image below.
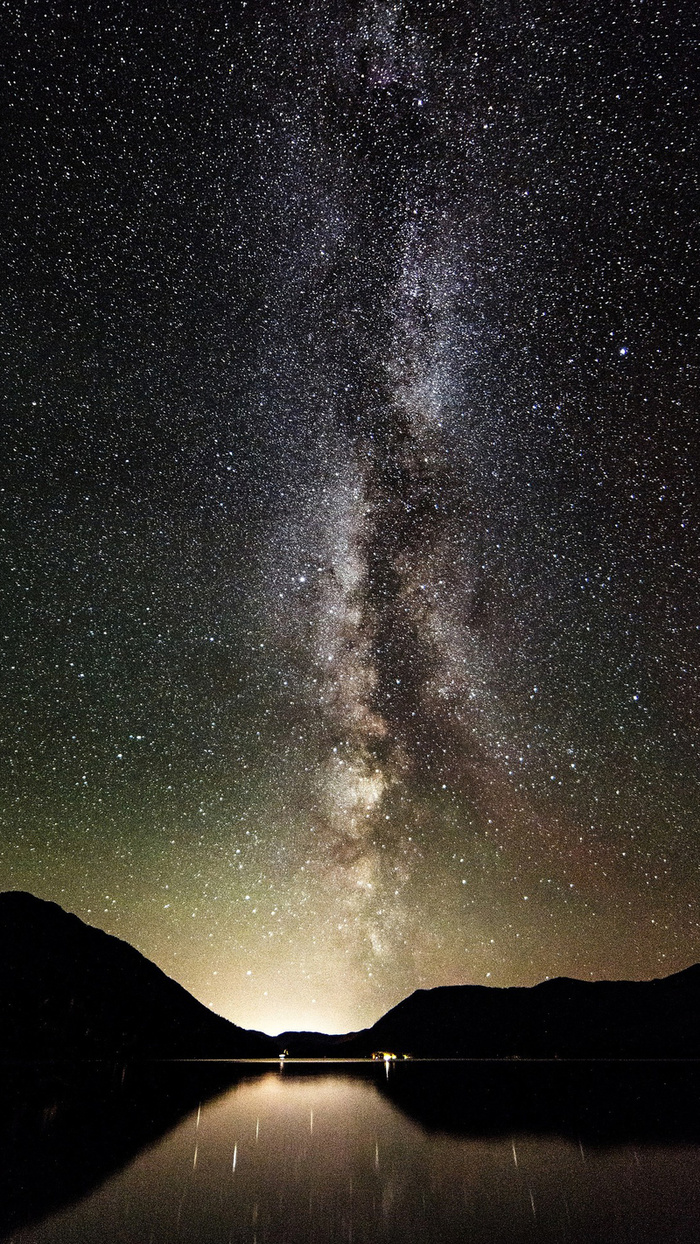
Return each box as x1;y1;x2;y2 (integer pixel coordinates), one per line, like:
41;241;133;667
313;968;700;1059
0;891;276;1058
3;891;700;1060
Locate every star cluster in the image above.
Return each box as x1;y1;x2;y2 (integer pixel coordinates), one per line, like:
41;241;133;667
1;0;698;1033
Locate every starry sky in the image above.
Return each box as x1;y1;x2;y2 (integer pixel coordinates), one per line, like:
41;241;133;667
1;0;698;1035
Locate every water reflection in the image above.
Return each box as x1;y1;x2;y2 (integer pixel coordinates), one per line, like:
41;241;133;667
0;1061;255;1238
377;1059;700;1143
3;1062;700;1243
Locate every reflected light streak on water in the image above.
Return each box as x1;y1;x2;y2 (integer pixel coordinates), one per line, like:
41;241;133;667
10;1070;700;1244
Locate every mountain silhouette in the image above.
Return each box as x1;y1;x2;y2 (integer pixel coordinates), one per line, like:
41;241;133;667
0;891;275;1058
312;968;700;1059
2;891;700;1059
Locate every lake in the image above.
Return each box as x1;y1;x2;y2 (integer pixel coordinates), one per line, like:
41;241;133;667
2;1061;700;1243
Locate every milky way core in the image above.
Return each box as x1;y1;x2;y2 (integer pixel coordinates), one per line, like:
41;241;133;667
1;0;698;1032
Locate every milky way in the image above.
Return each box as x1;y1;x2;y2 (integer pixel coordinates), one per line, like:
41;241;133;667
1;0;698;1031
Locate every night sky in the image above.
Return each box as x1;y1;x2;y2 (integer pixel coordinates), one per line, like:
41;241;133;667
2;0;698;1035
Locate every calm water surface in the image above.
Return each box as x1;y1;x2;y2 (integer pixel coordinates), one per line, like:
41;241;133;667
6;1064;700;1244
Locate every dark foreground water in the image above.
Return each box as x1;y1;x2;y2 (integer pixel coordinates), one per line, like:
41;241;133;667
2;1061;700;1243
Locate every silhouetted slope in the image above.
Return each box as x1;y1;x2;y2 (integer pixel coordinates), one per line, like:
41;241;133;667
4;892;700;1059
333;968;700;1058
0;891;276;1058
275;1028;362;1056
